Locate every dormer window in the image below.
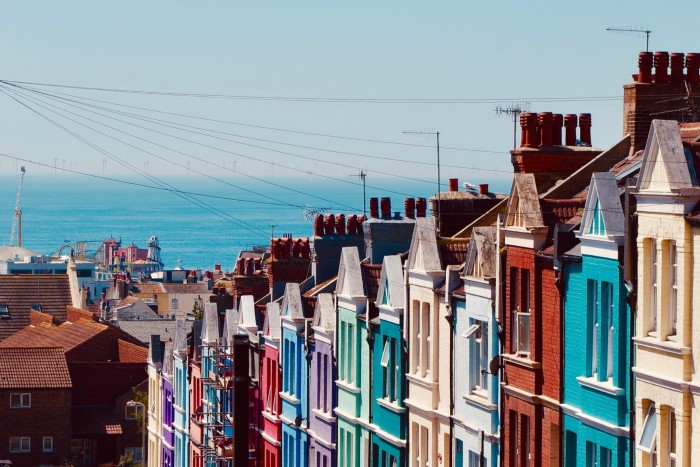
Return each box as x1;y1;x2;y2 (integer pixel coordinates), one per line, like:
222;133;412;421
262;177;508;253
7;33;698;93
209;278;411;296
0;305;9;319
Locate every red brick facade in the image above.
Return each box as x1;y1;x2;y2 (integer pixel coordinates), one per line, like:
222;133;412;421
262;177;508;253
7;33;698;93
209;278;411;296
0;388;72;466
502;245;562;467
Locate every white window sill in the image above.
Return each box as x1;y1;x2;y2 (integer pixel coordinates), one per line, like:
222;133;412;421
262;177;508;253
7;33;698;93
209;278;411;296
462;392;497;410
261;411;281;424
311;408;337;422
576;376;625;396
376;397;406;414
335;379;361;394
501;353;541;369
279;392;300;404
633;336;691;355
406;373;437;389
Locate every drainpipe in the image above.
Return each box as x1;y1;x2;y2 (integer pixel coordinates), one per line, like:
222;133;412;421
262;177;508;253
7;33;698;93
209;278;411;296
305;319;312;467
365;300;375;467
403;262;411;463
443;269;456;467
496;215;506;467
624;178;638;453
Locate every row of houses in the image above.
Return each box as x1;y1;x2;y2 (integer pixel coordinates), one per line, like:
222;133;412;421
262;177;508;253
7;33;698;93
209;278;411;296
142;51;700;467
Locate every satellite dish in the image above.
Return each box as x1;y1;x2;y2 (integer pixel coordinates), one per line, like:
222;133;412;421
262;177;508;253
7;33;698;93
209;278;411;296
294;414;303;427
489;356;501;376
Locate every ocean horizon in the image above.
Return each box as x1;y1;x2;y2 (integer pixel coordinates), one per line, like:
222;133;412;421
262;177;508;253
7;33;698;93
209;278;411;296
0;172;512;271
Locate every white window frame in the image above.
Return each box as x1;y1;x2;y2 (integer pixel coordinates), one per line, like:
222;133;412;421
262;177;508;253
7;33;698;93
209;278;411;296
468;320;489;395
514;311;530;357
649;239;658;335
9;436;30;453
638;403;658;455
669;241;678;338
669;408;677;467
10;392;31;408
380;339;390;368
604;282;614;382
590;280;598;378
42;436;53;453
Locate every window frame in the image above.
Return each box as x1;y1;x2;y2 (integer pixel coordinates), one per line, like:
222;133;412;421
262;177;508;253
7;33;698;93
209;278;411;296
42;436;53;453
10;392;31;408
638;403;658;454
9;436;30;453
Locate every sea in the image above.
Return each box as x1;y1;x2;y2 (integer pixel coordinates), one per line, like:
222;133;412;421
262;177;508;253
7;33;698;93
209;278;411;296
0;173;511;271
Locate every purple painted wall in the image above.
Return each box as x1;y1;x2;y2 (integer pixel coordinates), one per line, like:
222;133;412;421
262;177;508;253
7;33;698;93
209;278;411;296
162;378;175;453
309;338;336;465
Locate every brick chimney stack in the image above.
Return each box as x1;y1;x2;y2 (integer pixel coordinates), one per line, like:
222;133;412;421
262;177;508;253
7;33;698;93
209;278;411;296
624;50;700;154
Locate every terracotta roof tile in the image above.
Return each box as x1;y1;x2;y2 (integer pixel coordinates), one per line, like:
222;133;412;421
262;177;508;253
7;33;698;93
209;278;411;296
72;407;123;436
0;274;73;342
0;319;107;351
30;309;56;327
0;347;72;388
438;240;470;266
118;339;148;363
160;283;210;294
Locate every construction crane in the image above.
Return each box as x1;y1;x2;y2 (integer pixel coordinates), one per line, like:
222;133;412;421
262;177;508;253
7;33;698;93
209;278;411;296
9;166;26;247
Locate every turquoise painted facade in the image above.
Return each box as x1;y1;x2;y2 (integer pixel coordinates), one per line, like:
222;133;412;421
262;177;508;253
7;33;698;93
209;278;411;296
370;255;407;467
334;247;373;467
562;172;632;466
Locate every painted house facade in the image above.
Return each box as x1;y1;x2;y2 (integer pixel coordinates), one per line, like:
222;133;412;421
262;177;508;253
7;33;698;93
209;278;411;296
161;342;175;467
173;319;191;467
404;217;460;467
371;254;408;467
147;335;164;467
279;283;310;467
200;303;221;465
334;247;372;467
562;172;632;466
308;293;337;467
633;120;700;467
261;302;283;467
453;226;500;467
501;173;561;467
236;295;261;463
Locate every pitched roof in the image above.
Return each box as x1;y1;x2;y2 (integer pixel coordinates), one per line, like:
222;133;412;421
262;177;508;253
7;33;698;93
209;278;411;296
116;319;191;345
0;318;107;352
638;119;698;192
361;263;382;303
264;302;282;340
160;283;210;294
118;339;149;363
0;347;72;388
0;274;73;342
438;239;470;266
376;255;404;309
506;173;543;228
237;295;257;332
465;227;497;279
407;217;442;272
72;407;123;436
201;303;220;344
578;172;625;239
336;247;365;297
281;283;305;319
312;293;335;333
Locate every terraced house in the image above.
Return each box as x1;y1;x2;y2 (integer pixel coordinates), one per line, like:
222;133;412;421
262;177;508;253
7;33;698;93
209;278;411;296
371;254;408;467
452;226;500;467
280;283;310;467
334;246;373;467
562;171;634;466
633;119;700;467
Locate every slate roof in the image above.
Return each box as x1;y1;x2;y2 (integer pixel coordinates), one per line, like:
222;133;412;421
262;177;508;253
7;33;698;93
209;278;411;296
0;347;72;389
129;283;163;295
160;283;210;294
72;407;123;436
0;274;73;341
116;319;192;344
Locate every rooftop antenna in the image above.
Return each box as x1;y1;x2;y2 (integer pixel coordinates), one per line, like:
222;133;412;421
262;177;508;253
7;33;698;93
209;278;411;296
606;26;652;52
268;224;278;241
349;170;367;217
495;102;530;149
403;129;440;233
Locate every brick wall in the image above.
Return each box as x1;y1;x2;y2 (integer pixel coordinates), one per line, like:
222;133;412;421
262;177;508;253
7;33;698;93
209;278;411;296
0;388;72;466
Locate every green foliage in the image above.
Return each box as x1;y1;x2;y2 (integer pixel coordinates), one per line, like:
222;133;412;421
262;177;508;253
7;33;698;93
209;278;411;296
132;388;148;435
192;297;204;320
118;453;136;467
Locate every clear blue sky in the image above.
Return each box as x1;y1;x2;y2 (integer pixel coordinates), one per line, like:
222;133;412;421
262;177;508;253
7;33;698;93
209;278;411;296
1;1;698;190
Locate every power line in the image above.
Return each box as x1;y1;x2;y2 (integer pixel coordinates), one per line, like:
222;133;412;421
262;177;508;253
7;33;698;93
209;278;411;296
1;79;623;104
0;82;507;154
